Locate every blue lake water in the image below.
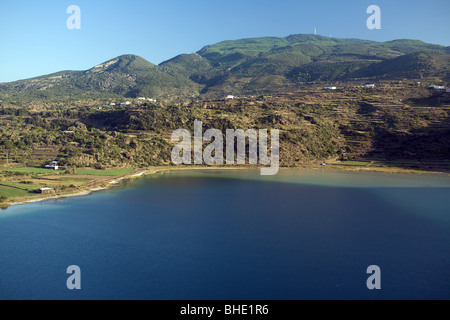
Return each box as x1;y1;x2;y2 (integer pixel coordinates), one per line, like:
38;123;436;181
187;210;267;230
0;169;449;300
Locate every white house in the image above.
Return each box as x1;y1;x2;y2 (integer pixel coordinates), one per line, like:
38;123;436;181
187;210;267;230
324;87;337;90
120;102;132;106
225;95;236;100
137;97;156;102
45;161;60;170
429;85;446;90
40;187;55;195
364;84;376;88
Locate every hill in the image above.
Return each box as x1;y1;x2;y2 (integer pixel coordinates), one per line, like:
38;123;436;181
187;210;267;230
0;55;201;103
178;35;449;95
1;34;449;103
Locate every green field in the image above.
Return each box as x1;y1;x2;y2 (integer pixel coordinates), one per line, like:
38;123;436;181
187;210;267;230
371;161;422;167
0;181;40;191
0;185;30;197
0;168;134;200
334;162;371;166
5;167;56;174
76;168;134;176
57;177;92;182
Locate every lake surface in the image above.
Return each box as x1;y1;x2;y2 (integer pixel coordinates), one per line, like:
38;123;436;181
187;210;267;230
0;169;449;300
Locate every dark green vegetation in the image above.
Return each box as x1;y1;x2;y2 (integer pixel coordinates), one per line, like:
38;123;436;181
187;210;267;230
1;34;449;104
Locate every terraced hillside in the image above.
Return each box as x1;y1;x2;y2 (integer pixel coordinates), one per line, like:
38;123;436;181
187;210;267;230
0;81;448;172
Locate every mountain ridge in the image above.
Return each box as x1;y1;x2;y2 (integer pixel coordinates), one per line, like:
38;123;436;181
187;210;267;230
1;34;449;103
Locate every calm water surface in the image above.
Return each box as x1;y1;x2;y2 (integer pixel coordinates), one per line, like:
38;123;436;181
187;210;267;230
0;169;449;300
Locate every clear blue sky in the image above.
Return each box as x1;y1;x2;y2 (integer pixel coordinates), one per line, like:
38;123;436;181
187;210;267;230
0;0;449;83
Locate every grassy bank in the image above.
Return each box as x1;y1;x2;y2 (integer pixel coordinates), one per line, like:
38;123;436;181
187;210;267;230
0;167;138;208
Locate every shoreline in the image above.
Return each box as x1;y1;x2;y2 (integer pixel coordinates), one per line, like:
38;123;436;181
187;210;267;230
2;167;243;209
3;169;152;209
2;165;449;210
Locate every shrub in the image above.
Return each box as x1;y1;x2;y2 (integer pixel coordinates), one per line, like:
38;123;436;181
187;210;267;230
94;163;105;170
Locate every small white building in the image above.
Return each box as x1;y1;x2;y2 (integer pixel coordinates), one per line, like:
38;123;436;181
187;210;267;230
225;95;236;100
40;187;55;195
45;161;60;170
429;85;446;90
324;87;337;90
137;97;156;103
120;102;132;106
364;84;376;89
